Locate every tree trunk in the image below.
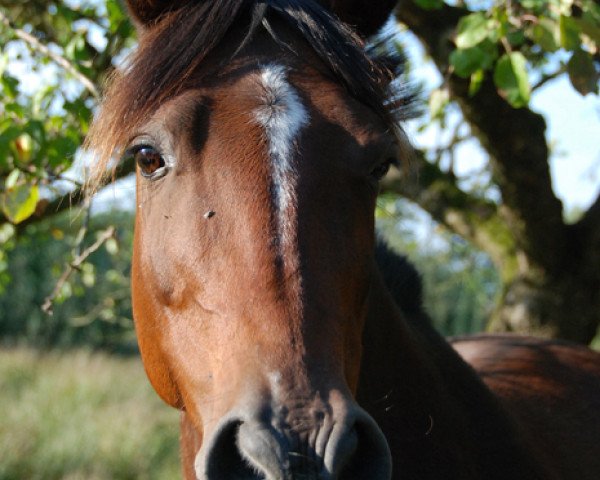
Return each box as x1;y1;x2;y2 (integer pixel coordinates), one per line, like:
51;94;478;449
489;219;600;343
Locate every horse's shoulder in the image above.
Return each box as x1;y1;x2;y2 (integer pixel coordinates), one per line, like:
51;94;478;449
450;333;600;386
452;334;600;480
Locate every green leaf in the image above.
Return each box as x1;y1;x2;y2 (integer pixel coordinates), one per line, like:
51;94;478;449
519;0;557;15
1;74;19;99
56;4;78;22
586;1;600;23
520;0;547;10
575;13;600;45
107;0;126;22
65;34;86;62
450;41;497;78
429;88;450;120
5;103;25;118
567;49;599;95
24;121;46;151
32;86;55;117
469;69;485;96
81;263;96;288
105;237;119;255
0;124;22;146
5;170;20;190
413;0;444;10
506;29;526;47
0;223;15;244
559;15;581;50
530;17;559;52
493;52;531;108
47;136;78;168
2;184;39;224
64;98;93;125
0;53;8;77
456;13;490;49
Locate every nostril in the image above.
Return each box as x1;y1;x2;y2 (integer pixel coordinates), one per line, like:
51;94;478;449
198;411;390;480
336;417;392;480
204;421;264;480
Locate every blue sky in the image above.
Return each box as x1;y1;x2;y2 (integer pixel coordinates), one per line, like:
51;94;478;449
533;77;600;211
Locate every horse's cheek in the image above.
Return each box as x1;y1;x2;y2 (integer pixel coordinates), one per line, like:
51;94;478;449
131;247;184;409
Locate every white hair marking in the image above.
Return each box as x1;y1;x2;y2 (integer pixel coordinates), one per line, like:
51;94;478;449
254;64;309;252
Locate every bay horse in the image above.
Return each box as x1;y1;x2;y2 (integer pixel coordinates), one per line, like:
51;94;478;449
87;1;600;478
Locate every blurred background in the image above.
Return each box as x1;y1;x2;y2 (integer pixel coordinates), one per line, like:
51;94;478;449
0;1;598;478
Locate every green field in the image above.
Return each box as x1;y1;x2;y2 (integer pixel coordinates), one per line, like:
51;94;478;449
0;348;180;480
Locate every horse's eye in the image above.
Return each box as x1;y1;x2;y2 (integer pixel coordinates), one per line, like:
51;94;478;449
370;160;392;181
133;146;166;178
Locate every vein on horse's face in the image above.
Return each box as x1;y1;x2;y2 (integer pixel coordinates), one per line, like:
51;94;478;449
254;64;309;255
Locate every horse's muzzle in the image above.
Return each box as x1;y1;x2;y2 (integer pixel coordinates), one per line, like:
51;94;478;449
194;400;392;479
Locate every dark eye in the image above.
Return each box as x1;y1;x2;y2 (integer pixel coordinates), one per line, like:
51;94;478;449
131;146;166;178
370;160;392;181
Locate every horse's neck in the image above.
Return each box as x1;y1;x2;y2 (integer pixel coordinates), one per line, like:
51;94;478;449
357;267;550;479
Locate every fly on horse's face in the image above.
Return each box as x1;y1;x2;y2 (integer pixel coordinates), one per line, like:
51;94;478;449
89;1;401;478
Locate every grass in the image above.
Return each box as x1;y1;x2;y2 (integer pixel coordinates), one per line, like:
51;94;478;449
0;347;181;480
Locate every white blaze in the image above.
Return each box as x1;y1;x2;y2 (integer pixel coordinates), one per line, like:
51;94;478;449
254;64;309;250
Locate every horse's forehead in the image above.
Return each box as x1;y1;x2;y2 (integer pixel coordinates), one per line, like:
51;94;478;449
145;63;384;153
148;65;302;128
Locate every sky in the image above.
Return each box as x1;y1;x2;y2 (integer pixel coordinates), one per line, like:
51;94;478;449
533;77;600;211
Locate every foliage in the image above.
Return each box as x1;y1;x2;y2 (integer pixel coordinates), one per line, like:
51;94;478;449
0;0;134;221
377;198;500;336
0;0;136;302
0;347;180;480
444;0;600;106
0;209;134;350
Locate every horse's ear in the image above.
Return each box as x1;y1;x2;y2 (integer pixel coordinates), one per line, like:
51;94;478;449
325;0;398;37
125;0;195;28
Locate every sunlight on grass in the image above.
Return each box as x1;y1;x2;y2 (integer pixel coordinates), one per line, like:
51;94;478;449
0;348;180;480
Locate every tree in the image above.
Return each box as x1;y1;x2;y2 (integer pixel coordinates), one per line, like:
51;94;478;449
0;0;135;301
382;0;600;344
0;0;134;228
0;1;598;343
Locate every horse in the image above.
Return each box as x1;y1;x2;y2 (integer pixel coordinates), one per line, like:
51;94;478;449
86;1;600;478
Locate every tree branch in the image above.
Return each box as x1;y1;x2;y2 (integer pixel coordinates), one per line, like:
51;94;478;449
580;190;600;229
576;190;600;264
41;225;116;315
532;65;567;91
381;151;517;274
0;9;100;100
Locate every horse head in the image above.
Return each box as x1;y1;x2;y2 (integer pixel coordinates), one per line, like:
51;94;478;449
89;1;406;478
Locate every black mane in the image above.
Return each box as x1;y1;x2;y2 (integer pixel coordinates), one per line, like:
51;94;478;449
137;0;400;119
375;238;426;318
